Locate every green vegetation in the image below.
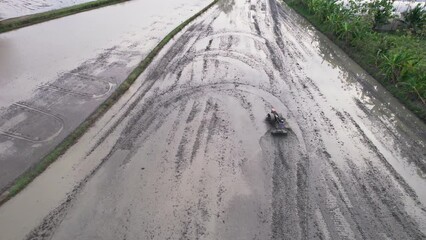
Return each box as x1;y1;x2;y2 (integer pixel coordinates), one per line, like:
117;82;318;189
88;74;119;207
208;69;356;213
0;0;218;206
0;0;128;33
403;4;426;34
368;0;395;28
284;0;426;121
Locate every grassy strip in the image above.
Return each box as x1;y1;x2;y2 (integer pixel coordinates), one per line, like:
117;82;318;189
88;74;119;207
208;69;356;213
0;0;218;206
0;0;128;33
284;1;426;121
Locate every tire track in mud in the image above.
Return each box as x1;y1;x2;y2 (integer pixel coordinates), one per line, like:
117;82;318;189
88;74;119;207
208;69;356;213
251;0;290;89
175;99;216;178
320;151;393;239
274;1;425;239
293;117;413;239
276;68;426;238
24;144;121;240
21;12;215;240
24;83;264;238
259;130;310;240
344;112;421;202
354;99;426;174
277;61;425;239
189;100;216;164
168;29;280;89
138;94;244;238
86;4;288;156
267;0;286;51
90;85;267;238
147;2;426;235
86;17;215;154
344;158;423;239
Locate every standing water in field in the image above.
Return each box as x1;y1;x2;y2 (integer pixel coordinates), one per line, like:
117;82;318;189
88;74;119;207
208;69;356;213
0;0;94;20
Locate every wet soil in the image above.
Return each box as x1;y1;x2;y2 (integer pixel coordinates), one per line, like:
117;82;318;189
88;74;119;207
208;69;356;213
1;0;426;239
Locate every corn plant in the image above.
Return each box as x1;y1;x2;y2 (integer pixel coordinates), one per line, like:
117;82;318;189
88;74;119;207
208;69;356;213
380;50;420;84
325;8;346;32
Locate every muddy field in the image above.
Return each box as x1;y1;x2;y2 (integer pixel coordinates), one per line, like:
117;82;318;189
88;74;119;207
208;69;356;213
1;0;426;239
